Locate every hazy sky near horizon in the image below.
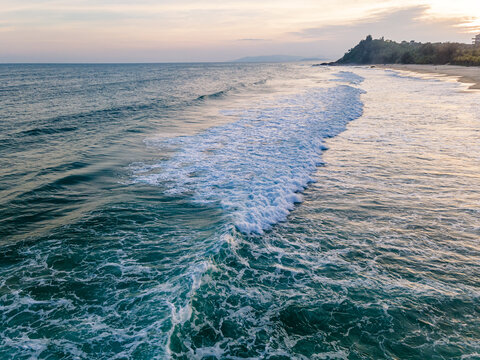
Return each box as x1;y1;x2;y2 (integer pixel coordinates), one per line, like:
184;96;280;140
1;0;480;62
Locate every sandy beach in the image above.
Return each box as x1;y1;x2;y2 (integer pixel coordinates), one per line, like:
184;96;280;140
378;64;480;89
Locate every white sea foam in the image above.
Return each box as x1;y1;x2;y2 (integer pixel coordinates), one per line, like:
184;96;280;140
133;75;364;234
332;70;365;85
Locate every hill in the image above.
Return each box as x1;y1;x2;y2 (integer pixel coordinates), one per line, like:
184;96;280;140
331;35;480;66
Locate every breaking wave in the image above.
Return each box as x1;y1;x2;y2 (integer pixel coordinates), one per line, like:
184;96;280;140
132;73;364;234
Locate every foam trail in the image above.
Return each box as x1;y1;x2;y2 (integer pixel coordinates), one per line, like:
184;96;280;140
133;73;364;234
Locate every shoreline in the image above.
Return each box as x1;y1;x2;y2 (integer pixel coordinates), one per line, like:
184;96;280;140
376;64;480;89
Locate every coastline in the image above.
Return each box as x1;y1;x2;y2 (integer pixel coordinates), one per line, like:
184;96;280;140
376;64;480;89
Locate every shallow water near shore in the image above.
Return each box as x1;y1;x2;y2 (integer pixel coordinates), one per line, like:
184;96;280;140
0;63;479;359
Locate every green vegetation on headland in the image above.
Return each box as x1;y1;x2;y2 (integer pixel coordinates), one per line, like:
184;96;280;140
326;35;480;66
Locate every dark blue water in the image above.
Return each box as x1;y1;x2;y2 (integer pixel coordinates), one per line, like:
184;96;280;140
1;63;479;359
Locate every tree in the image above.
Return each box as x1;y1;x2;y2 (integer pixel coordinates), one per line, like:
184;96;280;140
400;51;414;64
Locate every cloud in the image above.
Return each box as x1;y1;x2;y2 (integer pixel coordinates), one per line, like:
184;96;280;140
291;6;474;41
269;5;476;60
237;38;268;42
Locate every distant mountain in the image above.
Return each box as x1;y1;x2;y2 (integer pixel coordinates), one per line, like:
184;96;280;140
232;55;322;63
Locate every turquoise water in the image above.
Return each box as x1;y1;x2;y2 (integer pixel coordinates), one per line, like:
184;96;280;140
0;64;479;359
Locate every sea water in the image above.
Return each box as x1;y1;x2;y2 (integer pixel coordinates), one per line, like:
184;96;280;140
0;63;479;359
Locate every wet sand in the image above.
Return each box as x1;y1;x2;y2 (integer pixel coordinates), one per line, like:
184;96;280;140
377;64;480;89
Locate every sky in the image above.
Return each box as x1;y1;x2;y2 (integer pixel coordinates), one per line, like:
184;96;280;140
1;0;480;62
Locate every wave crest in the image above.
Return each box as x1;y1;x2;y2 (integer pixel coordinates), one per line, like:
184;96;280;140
133;75;365;234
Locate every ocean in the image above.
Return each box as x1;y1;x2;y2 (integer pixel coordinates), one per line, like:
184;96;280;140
0;63;479;359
